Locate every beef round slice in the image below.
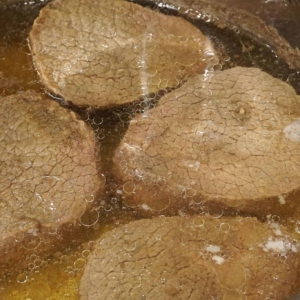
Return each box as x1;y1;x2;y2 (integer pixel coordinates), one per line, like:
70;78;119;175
113;67;300;215
79;216;299;300
29;0;215;108
0;91;104;277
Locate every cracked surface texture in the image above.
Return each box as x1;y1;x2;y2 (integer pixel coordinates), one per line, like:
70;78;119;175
0;91;104;276
29;0;214;108
113;67;300;214
79;216;298;300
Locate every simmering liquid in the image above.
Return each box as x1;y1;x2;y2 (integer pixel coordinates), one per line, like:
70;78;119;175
0;0;300;299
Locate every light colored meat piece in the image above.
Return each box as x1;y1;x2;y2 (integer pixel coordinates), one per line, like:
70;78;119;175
0;90;104;277
29;0;215;108
113;67;300;215
79;216;299;300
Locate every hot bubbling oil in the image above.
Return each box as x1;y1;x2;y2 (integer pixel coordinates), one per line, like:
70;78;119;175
0;0;300;299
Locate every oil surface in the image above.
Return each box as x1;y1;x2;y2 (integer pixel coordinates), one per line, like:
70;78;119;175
1;0;300;299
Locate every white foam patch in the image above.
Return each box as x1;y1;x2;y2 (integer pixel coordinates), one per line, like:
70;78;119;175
212;255;225;265
283;118;300;142
260;237;298;254
278;195;286;205
206;245;221;253
141;204;151;211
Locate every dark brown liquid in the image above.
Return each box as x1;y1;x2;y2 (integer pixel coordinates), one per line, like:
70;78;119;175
0;1;300;299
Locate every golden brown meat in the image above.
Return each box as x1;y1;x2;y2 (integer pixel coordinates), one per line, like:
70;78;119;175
113;67;300;216
29;0;215;108
0;91;104;277
79;216;299;300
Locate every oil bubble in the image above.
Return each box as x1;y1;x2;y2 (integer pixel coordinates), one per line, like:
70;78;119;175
54;252;63;260
142;176;153;186
48;227;57;235
74;258;86;270
123;241;136;252
208;206;223;219
30;254;37;260
140;100;151;109
184;188;196;198
158;79;168;89
220;223;231;233
180;36;188;43
271;215;280;223
22;234;41;250
85;194;94;203
66;266;73;272
223;197;243;208
82;250;90;258
192;198;203;205
111;197;118;204
41;260;48;268
34;259;42;267
146;67;157;77
61;255;69;263
93;117;103;126
88;241;96;249
143;192;170;212
103;204;112;212
280;255;287;262
17;273;27;283
80;209;99;226
214;64;222;71
123;182;136;194
235;216;243;222
202;14;211;22
15;233;24;243
96;131;105;140
192;217;205;227
128;276;141;289
119;113;132;123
